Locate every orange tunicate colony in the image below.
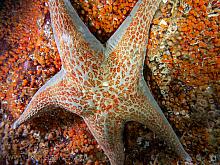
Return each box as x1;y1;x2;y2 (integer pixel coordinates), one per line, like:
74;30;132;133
0;0;61;120
175;0;219;86
146;0;219;162
0;0;219;164
148;0;219;87
70;0;137;43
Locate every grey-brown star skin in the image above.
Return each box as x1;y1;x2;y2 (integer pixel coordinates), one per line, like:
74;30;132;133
13;0;192;164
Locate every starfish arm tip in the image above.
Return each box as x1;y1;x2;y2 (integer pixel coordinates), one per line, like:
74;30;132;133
12;120;19;129
184;153;192;162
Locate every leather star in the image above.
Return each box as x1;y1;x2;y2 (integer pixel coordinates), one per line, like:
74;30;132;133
13;0;192;164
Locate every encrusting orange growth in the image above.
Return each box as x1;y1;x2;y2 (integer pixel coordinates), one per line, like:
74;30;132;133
146;1;219;163
70;0;138;43
174;0;219;86
65;123;100;155
147;0;219;87
0;0;62;117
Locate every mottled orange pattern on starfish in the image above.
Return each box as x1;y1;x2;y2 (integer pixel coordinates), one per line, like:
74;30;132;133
13;0;192;164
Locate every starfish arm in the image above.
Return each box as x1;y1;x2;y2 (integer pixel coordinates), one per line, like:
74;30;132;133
48;0;104;73
106;0;161;59
83;113;125;165
104;0;161;91
13;69;84;129
120;78;192;162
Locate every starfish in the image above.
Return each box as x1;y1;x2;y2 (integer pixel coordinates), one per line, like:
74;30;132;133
13;0;192;164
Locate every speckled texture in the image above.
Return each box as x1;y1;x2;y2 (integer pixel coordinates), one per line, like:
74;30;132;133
12;0;192;164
